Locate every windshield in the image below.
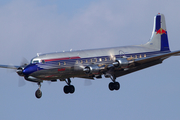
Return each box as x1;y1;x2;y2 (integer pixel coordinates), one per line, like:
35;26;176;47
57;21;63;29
32;60;39;64
30;59;41;64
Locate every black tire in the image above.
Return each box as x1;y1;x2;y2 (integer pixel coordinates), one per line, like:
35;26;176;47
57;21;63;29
114;82;120;90
63;85;69;94
35;89;42;99
109;82;115;91
69;85;75;94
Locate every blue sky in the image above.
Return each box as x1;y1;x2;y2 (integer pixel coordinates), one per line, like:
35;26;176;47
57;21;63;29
0;0;180;120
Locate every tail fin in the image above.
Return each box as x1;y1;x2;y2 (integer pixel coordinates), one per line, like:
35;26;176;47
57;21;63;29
144;13;170;51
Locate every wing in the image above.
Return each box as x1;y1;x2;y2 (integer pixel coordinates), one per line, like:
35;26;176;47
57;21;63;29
134;50;180;64
114;50;180;78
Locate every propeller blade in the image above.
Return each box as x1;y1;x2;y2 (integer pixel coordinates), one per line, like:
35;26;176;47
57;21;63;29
18;77;26;87
47;81;51;85
21;57;29;66
6;64;17;73
84;80;92;86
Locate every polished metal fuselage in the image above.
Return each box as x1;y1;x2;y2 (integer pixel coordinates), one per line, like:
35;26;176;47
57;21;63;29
27;45;168;80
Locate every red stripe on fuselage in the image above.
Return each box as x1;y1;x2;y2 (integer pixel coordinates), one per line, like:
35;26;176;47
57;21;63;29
44;56;80;62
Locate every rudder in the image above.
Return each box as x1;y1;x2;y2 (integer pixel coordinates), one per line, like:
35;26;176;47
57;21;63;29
144;13;170;51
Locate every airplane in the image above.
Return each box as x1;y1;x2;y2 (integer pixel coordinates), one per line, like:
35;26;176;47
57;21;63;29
1;13;180;99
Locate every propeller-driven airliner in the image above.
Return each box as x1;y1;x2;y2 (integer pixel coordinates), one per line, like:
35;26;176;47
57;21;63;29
1;13;179;99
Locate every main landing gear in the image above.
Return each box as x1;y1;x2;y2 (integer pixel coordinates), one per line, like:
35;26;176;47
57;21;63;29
108;76;120;91
33;76;119;98
63;78;75;94
35;82;42;99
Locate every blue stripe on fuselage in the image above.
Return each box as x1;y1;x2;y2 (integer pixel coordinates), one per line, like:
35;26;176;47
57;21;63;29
35;50;170;70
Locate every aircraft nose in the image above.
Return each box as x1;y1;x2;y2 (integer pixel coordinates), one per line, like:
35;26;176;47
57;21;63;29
23;64;38;75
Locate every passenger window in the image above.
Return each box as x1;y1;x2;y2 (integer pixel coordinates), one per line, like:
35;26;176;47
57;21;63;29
58;62;61;66
86;59;88;63
144;54;146;57
99;58;102;62
81;60;83;63
94;58;97;62
64;62;66;65
105;58;107;61
76;60;78;64
90;59;93;62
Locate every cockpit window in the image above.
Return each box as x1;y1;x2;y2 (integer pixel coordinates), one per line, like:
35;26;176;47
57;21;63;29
31;59;41;64
32;60;39;64
42;60;45;63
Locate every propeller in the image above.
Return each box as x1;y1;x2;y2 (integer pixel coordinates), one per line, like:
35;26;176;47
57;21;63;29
47;81;51;85
17;58;29;87
7;58;29;87
84;79;92;86
18;77;26;87
74;61;93;86
6;64;17;73
20;57;29;66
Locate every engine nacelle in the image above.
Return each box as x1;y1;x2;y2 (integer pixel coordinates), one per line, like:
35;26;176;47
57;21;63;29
113;58;129;68
83;65;101;75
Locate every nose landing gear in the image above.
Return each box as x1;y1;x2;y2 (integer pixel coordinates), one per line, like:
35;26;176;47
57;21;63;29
35;82;42;99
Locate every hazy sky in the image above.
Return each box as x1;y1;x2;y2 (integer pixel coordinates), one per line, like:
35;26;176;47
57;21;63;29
0;0;180;120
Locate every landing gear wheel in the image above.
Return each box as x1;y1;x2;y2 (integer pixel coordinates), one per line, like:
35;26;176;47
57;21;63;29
109;82;115;91
108;82;120;91
35;89;42;99
63;85;75;94
64;85;69;94
69;85;75;94
114;82;120;90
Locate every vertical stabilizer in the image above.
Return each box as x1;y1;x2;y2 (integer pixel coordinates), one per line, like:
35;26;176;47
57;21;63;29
144;13;170;51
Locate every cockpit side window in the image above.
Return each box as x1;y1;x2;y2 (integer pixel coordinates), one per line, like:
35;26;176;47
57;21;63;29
42;60;45;64
33;60;39;64
31;59;41;64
